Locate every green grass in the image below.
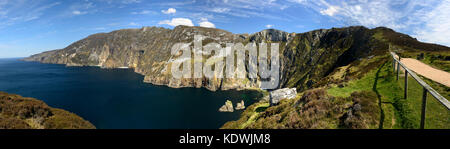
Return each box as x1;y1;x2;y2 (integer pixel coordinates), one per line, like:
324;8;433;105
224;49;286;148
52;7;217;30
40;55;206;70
398;76;450;129
327;72;374;98
239;102;270;129
221;101;270;129
328;58;450;129
327;60;402;128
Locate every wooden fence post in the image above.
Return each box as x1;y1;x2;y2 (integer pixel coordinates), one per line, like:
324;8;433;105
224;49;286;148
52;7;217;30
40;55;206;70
396;61;400;81
393;58;396;73
404;72;408;99
420;87;427;129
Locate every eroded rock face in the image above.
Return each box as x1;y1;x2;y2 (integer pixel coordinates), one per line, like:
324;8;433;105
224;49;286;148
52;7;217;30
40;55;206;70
219;100;234;112
248;29;295;42
24;25;382;92
269;88;297;105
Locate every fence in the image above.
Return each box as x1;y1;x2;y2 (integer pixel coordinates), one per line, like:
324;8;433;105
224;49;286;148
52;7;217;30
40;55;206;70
390;52;450;129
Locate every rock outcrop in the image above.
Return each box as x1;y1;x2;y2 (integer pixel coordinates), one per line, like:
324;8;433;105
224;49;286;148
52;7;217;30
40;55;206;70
235;100;245;110
269;88;297;105
0;92;95;129
219;100;234;112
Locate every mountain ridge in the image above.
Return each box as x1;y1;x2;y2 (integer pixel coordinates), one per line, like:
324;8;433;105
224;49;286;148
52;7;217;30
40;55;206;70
23;25;450;92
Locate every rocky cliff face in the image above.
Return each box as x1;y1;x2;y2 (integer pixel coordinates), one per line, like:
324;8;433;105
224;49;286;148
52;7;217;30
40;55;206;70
24;26;390;92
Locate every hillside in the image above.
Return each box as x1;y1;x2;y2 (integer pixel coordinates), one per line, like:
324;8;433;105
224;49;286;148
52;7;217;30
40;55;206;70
0;92;95;129
222;28;450;129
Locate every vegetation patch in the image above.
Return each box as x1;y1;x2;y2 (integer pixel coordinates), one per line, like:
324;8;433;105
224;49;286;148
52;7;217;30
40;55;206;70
0;92;96;129
222;88;381;129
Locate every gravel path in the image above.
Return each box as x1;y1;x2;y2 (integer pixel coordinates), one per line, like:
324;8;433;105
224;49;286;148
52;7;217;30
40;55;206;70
400;58;450;87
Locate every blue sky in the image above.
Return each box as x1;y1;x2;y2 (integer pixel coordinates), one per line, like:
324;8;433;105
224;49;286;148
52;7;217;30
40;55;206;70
0;0;449;58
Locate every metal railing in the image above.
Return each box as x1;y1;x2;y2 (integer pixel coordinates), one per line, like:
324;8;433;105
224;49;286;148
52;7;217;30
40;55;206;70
390;52;450;129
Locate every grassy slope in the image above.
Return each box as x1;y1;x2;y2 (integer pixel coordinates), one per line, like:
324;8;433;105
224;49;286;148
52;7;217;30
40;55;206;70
0;92;96;129
325;55;449;129
328;58;401;129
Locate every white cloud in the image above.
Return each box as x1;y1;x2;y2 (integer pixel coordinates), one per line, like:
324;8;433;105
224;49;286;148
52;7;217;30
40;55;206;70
293;0;450;47
198;18;215;28
68;1;94;16
203;0;293;20
199;21;215;28
158;0;196;6
93;27;106;30
289;0;307;4
211;8;230;13
72;10;87;15
162;8;176;14
265;24;274;28
320;6;339;16
413;0;450;46
220;0;286;10
296;0;404;29
0;1;60;28
122;0;141;4
128;22;139;26
159;18;194;27
131;10;153;15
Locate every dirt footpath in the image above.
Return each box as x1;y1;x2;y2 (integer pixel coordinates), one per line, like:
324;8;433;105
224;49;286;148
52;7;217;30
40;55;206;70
400;58;450;87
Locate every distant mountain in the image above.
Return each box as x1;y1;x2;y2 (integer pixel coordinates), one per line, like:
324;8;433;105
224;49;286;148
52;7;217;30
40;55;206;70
24;26;450;93
0;92;95;129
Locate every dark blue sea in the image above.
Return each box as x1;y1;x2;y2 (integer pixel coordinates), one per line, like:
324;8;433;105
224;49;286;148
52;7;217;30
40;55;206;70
0;58;261;129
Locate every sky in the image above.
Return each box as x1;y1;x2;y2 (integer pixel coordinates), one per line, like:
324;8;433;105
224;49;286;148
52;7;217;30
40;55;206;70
0;0;449;58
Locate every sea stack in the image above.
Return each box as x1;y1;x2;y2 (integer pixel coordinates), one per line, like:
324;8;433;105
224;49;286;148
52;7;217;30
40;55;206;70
219;100;234;112
235;100;245;110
